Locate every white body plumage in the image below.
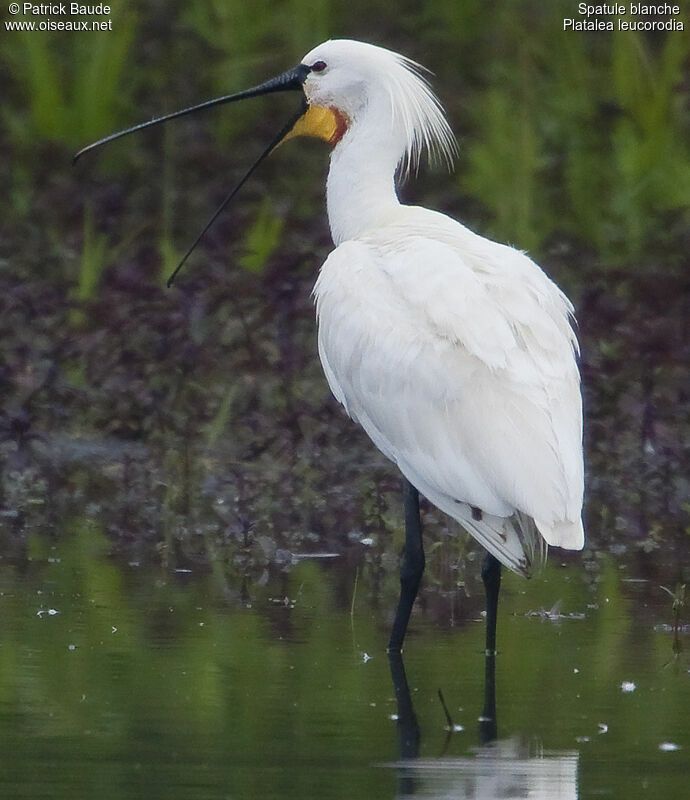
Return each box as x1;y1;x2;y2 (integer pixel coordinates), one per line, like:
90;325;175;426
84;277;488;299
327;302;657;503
301;40;584;575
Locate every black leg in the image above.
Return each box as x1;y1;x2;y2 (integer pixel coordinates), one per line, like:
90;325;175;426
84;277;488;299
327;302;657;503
387;479;425;653
481;552;501;655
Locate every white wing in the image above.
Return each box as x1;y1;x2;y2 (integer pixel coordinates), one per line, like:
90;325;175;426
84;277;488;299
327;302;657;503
313;208;584;575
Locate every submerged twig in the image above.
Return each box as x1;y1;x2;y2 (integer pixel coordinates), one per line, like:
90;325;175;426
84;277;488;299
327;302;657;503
437;688;454;730
350;566;359;619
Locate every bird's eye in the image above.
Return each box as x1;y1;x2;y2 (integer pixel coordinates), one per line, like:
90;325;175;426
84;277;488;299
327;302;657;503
311;60;327;73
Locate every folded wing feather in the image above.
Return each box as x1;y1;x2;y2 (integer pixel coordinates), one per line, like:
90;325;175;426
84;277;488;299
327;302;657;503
313;209;585;573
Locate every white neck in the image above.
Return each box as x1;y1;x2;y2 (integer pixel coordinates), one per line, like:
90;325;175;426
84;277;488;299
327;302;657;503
325;111;404;246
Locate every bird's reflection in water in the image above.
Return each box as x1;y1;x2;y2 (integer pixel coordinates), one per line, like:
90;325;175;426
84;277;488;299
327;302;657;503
388;652;578;799
388;653;422;796
478;652;497;746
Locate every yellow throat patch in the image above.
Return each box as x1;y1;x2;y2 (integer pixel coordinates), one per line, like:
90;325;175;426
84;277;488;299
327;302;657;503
283;105;347;146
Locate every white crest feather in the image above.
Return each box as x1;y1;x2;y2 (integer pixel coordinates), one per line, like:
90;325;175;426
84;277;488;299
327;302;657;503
384;52;459;177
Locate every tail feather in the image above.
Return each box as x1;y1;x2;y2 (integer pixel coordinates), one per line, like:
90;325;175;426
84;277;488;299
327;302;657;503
453;506;546;577
534;517;584;550
409;476;545;576
397;464;564;576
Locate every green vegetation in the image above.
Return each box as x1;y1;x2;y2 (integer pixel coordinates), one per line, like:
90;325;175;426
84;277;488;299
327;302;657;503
239;198;286;273
3;6;137;145
455;7;690;261
74;203;110;305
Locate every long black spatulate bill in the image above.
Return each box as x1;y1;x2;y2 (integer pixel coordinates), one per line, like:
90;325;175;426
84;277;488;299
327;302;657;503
73;63;311;285
73;64;310;163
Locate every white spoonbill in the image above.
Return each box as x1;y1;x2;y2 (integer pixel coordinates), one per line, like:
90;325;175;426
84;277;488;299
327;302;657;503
75;39;585;653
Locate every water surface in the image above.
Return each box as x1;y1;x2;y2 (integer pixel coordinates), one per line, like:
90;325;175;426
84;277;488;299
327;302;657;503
1;525;687;799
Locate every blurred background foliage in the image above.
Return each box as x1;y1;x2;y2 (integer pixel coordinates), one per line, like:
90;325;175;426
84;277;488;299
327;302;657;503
0;0;688;575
